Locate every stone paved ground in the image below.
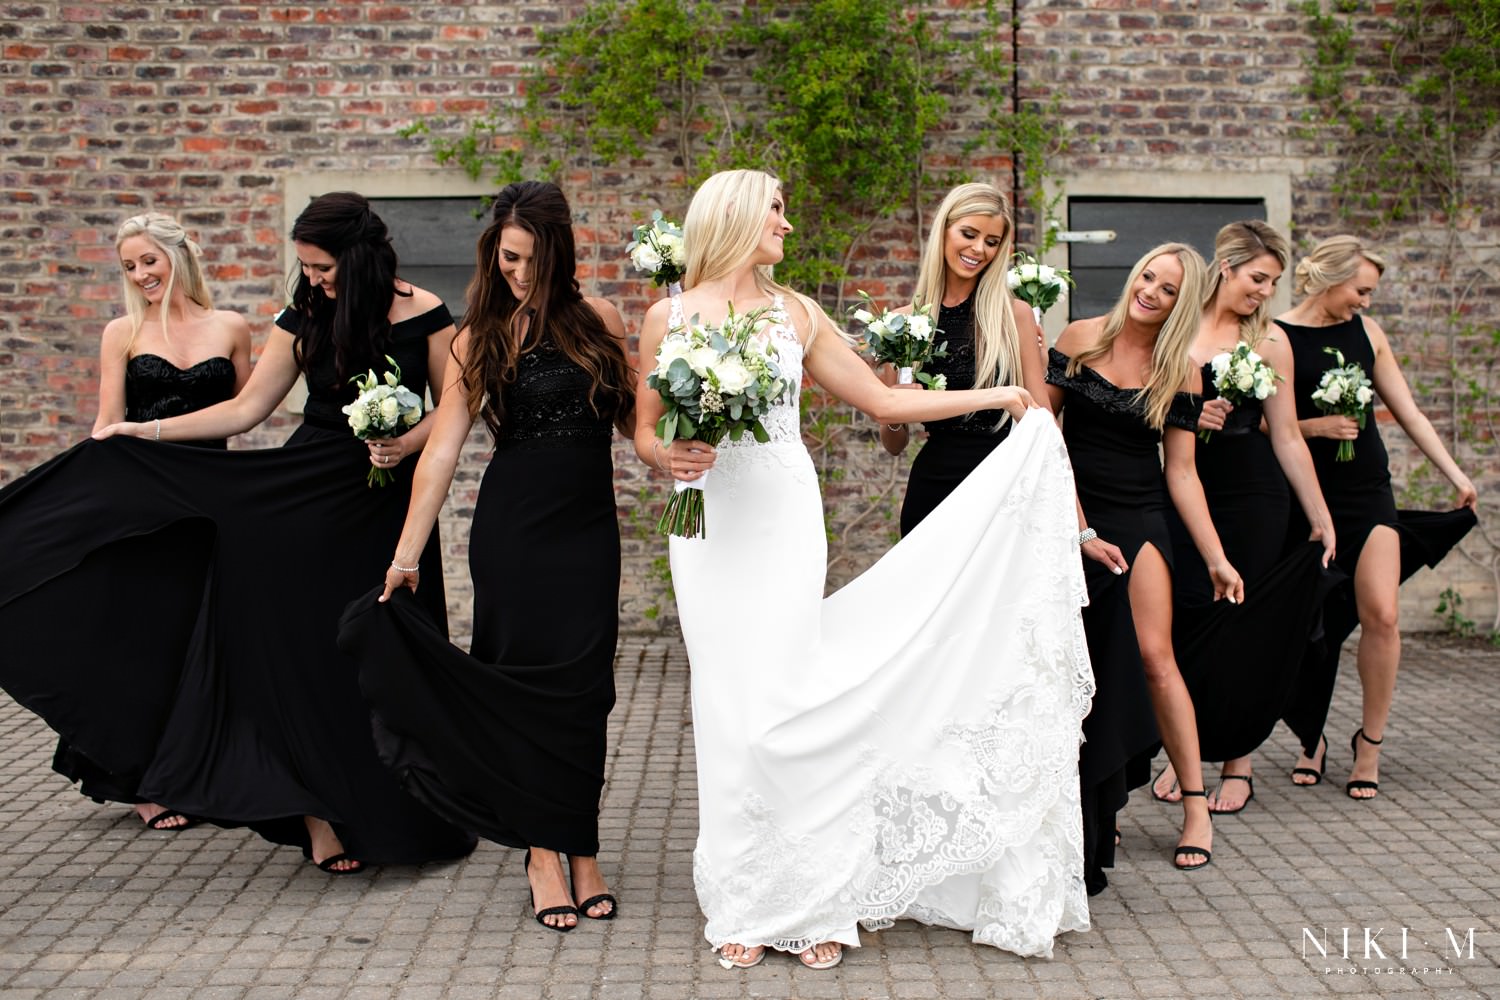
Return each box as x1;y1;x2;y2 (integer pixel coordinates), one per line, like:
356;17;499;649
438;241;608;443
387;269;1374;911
0;634;1495;999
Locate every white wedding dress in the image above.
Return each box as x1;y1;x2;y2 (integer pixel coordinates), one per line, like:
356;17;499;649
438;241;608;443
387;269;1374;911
669;295;1094;958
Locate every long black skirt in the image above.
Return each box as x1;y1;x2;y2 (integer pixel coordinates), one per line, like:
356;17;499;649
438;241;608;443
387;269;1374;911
0;432;475;865
339;441;619;858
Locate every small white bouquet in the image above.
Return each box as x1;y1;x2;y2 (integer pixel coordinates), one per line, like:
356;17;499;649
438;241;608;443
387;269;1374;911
627;210;686;293
1201;342;1281;442
648;304;792;538
850;291;947;389
1311;346;1374;462
1006;252;1074;326
343;355;423;487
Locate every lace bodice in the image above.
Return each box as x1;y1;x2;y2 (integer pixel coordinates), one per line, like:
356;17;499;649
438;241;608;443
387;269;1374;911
493;341;615;451
668;292;804;448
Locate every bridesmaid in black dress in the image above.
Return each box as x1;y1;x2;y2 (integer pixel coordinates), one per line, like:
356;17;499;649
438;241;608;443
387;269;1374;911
1149;221;1335;814
878;182;1046;530
90;192;474;871
1044;243;1243;892
1275;236;1476;799
337;181;633;931
52;212;251;830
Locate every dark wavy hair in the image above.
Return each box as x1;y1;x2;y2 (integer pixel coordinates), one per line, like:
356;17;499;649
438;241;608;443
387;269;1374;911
287;191;409;387
460;180;631;439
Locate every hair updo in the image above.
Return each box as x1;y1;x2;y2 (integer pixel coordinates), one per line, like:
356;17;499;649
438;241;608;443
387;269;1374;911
1293;234;1386;298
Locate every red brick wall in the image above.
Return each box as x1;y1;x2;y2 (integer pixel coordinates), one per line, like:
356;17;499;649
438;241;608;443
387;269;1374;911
3;0;1495;633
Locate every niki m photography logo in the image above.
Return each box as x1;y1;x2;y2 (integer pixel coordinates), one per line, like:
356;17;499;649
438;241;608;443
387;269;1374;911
1301;923;1484;977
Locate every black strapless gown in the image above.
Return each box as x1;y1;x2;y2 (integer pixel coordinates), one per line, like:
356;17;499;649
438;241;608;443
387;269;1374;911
0;305;476;865
1166;361;1335;761
1047;348;1200;896
1275;316;1475;754
339;340;620;857
50;353;238;802
899;296;1015;536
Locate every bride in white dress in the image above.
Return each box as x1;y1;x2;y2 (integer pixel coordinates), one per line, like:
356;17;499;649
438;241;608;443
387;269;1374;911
633;170;1095;970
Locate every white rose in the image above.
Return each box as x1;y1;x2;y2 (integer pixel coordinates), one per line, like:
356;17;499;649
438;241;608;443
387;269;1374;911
349;407;371;433
631;243;663;273
687;346;720;376
1321;381;1343;404
1005;270;1022;290
1038;264;1056;284
868;319;890;337
1020;263;1039;282
712;357;753;394
1210;352;1231;379
1235;369;1254;393
928;373;947;391
403;407;422;426
656;232;684;259
1355;385;1373;405
907;314;932;341
379;396;400;423
654;335;692;372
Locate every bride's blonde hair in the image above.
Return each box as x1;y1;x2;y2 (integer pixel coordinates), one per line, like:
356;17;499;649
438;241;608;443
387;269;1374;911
1068;242;1206;430
682;169;838;346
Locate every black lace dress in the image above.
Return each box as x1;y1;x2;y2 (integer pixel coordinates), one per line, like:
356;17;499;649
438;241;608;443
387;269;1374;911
1275;316;1475;755
0;305;476;865
899;296;1016;535
1047;347;1201;895
339;339;621;857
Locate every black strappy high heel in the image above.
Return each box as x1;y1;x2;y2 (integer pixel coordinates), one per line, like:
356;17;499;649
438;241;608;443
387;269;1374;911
1346;728;1383;800
525;849;578;932
1291;733;1327;786
1173;790;1213;871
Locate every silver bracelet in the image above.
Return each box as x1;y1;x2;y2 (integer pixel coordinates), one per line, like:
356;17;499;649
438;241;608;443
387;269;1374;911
1077;527;1097;546
390;560;420;574
154;418;161;441
651;439;668;472
886;423;905;432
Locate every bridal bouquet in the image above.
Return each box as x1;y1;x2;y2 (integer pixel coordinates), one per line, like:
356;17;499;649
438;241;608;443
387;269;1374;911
343;356;424;487
850;291;947;388
627;211;686;293
648;304;791;538
1006;252;1074;325
1200;342;1281;443
1311;347;1374;462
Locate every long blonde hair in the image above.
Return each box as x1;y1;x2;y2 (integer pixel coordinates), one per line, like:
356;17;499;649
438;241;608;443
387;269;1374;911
1203;219;1290;348
912;182;1023;392
114;212;213;355
1069;242;1206;430
1293;234;1386;298
682;169;835;345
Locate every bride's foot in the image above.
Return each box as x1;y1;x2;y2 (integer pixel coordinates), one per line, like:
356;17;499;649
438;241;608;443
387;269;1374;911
525;848;579;931
1173;790;1213;871
567;854;616;919
1151;764;1182;803
798;942;844;970
135;803;194;831
717;943;765;970
303;816;362;874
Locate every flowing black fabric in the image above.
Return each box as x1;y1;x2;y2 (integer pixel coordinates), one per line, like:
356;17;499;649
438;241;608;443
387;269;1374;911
1275;317;1477;755
1167;363;1339;761
338;340;620;857
51;352;238;803
0;306;476;864
899;296;1014;536
1048;348;1199;895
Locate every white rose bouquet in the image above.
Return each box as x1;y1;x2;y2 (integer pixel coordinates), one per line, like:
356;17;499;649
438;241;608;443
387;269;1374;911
342;355;424;487
850;291;947;389
1311;346;1374;462
648;304;792;538
1201;342;1281;443
626;210;686;293
1006;252;1074;326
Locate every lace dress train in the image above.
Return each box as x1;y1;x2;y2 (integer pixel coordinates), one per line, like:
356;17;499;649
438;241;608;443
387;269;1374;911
671;297;1093;957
